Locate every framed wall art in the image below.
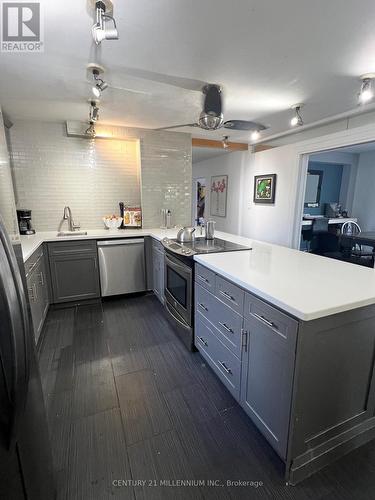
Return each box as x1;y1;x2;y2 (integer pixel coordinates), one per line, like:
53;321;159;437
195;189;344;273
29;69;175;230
210;175;228;217
253;174;277;204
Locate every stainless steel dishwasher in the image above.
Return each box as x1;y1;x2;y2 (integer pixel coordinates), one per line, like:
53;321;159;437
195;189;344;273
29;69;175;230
97;238;146;297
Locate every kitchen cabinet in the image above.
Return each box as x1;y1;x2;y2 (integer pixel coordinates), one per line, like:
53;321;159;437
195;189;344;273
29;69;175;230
240;314;297;459
152;239;165;304
25;245;49;344
47;240;100;303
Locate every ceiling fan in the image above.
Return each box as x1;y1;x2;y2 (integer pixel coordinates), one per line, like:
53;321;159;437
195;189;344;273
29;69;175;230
155;84;267;132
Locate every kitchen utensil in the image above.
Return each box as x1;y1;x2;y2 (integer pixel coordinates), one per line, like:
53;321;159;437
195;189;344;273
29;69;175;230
176;227;196;243
205;220;216;240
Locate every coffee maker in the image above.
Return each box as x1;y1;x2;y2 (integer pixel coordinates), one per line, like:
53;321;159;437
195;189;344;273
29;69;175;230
17;209;35;235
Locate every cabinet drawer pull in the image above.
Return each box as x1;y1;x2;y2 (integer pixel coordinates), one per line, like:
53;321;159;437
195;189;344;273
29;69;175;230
253;312;278;330
218;361;232;375
198;303;208;312
220;290;235;302
218;322;234;334
39;271;44;286
198;336;208;347
28;287;35;302
197;274;209;283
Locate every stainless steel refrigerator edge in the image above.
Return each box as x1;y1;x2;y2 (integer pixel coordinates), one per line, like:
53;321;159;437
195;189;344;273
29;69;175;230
0;111;55;499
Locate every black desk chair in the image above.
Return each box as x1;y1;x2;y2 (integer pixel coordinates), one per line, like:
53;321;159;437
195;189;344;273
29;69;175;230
303;218;341;258
341;221;375;267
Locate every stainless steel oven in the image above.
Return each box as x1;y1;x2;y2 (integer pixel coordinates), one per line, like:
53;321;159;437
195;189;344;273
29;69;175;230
164;252;193;349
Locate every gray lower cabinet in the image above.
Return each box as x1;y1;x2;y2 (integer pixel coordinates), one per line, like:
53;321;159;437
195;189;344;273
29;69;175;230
240;315;297;459
47;240;100;303
152;239;165;304
25;245;49;344
194;265;298;460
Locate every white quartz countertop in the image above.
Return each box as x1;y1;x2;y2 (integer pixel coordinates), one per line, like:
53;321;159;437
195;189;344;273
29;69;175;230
194;241;375;321
20;227;181;261
21;227;375;322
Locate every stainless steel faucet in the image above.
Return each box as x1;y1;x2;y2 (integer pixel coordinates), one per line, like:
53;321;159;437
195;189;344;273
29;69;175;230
63;206;80;232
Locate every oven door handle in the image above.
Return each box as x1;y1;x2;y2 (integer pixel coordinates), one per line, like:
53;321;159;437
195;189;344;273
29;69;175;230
165;253;192;275
165;301;191;330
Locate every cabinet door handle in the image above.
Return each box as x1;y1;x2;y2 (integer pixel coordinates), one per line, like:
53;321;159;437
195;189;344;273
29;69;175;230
253;312;278;330
241;329;248;352
220;290;235;302
28;287;35;302
218;322;234;334
197;274;209;284
218;361;232;375
39;271;44;286
198;303;208;312
198;336;208;347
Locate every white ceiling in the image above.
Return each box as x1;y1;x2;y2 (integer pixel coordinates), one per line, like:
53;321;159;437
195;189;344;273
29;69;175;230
2;0;375;142
192;147;230;164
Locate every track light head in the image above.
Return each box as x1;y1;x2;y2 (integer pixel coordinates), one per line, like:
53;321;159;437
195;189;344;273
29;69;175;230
92;0;119;45
250;130;260;141
85;121;96;138
222;135;229;149
89;65;109;98
359;74;375;104
290;104;304;127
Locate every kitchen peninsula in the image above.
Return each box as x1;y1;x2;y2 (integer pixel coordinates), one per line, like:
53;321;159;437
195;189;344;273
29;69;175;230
194;242;375;484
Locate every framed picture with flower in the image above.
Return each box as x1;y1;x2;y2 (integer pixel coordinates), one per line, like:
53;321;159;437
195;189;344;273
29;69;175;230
210;175;228;217
253;174;277;204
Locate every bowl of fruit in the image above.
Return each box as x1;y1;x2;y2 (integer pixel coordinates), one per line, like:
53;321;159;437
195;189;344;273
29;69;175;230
103;215;123;229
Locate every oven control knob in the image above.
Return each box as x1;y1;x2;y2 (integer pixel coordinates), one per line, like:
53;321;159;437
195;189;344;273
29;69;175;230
185;249;191;255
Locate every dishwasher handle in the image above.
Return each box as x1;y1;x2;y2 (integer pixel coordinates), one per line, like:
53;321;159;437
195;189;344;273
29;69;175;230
97;238;144;247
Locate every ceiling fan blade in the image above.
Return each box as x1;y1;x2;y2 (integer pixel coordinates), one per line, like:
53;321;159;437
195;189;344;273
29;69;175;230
154;123;199;131
224;120;267;131
112;65;207;92
109;84;151;96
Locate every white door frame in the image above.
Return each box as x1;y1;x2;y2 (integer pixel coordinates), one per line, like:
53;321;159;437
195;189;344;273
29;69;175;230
291;122;375;249
192;177;206;225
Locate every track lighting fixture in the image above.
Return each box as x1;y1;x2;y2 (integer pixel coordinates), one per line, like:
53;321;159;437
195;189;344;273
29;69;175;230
92;68;108;98
250;130;260;141
89;100;100;122
222;135;230;149
85;121;96;138
290;104;304;127
359;74;375;104
92;0;119;45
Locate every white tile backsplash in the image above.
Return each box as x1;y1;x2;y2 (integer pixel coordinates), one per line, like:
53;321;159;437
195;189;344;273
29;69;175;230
9;121;192;230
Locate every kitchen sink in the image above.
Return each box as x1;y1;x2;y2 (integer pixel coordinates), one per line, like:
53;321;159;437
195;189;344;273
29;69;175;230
56;231;88;237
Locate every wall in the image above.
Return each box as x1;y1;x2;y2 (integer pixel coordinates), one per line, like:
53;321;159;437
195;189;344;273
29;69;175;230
352;151;375;231
192;151;247;234
9;121;192;230
304;162;343;215
0;110;19;239
239;146;300;246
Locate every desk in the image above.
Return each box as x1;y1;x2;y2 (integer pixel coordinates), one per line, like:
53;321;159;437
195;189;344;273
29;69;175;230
302;217;357;228
340;231;375;249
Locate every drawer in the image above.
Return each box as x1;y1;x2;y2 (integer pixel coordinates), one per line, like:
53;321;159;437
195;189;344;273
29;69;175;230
215;275;244;314
195;263;215;292
244;293;298;351
152;238;164;253
48;240;97;256
25;245;44;276
195;283;243;358
195;312;241;400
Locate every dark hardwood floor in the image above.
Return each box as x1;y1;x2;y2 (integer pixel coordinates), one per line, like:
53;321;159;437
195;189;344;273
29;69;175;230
38;294;375;500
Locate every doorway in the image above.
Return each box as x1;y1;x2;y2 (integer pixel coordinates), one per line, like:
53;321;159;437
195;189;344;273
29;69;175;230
192;177;206;225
